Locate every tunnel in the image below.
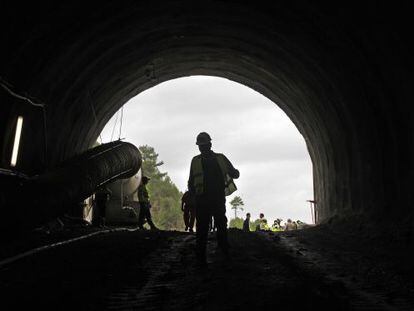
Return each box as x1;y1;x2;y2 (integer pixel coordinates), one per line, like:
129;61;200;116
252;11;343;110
1;2;414;235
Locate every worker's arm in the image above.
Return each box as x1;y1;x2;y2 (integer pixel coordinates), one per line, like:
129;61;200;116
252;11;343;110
223;155;240;179
188;159;195;194
181;192;186;211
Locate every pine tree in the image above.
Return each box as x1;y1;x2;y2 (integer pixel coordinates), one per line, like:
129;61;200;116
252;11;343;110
230;196;244;219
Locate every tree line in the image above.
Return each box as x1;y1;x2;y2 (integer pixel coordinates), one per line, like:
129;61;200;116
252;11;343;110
139;145;184;230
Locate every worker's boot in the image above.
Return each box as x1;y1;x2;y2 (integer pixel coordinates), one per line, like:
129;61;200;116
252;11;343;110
148;219;158;231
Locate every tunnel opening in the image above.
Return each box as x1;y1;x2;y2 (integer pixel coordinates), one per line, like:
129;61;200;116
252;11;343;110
99;76;314;230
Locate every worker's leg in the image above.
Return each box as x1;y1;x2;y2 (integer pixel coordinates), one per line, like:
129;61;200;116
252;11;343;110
183;206;190;230
95;199;106;227
137;205;146;229
195;200;210;263
145;207;157;230
212;199;229;253
189;206;196;232
92;201;100;227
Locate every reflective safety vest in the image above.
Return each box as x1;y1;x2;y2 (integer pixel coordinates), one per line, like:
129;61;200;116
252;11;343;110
259;220;269;231
138;184;150;204
190;153;237;196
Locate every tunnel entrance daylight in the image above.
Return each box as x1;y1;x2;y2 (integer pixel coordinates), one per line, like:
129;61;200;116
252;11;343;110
99;76;314;230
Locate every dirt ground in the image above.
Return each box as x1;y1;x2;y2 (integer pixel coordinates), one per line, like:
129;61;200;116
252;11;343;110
0;223;413;310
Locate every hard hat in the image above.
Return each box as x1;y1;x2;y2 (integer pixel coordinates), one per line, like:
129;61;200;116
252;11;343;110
196;132;212;145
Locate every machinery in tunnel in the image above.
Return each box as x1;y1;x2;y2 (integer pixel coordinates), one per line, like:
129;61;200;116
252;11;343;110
104;169;143;225
0;141;142;234
1;1;414;240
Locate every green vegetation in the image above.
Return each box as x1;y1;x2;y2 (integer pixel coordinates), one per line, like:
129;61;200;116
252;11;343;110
251;218;261;231
139;145;184;230
229;217;244;229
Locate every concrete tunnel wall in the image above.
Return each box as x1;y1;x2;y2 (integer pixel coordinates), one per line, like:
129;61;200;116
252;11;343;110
1;1;413;227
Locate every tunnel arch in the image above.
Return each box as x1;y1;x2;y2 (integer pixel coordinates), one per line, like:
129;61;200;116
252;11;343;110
1;1;413;225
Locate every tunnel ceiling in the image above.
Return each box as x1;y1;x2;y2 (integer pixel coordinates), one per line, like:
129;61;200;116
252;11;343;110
1;1;414;224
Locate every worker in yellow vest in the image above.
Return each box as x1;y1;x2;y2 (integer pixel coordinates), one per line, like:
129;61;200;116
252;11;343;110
137;176;158;230
188;132;240;267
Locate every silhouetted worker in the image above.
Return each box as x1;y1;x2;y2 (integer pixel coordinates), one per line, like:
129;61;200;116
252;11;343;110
93;185;112;227
243;213;251;232
256;213;266;231
138;176;158;230
285;218;296;231
261;219;270;231
272;218;283;231
188;132;240;266
296;220;307;229
181;190;196;232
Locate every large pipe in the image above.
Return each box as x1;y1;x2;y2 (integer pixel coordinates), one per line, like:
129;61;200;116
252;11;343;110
2;141;141;234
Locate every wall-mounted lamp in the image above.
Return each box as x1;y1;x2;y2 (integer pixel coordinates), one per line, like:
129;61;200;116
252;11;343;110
10;116;23;167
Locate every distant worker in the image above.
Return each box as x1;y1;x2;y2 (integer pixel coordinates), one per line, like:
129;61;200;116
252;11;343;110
285;218;296;231
188;132;240;266
138;176;158;230
243;213;251;232
271;218;282;231
296;220;307;230
93;185;112;228
261;219;270;231
256;213;267;231
181;190;196;232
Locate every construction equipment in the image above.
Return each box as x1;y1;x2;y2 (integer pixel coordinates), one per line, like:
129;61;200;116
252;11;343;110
2;141;141;233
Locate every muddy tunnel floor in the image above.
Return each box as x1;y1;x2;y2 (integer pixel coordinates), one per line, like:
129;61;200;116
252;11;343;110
1;227;413;311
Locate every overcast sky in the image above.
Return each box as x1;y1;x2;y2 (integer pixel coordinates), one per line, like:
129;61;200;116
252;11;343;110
101;76;314;224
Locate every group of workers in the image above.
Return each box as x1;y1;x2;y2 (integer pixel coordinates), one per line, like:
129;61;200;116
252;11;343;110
91;132;240;268
92;131;304;269
93;132;309;269
91;131;306;269
243;213;301;232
